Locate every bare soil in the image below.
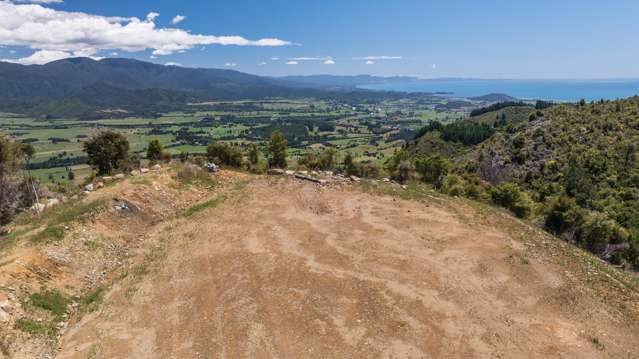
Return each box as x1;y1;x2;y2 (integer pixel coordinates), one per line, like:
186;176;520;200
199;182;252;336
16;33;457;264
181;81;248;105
51;175;638;358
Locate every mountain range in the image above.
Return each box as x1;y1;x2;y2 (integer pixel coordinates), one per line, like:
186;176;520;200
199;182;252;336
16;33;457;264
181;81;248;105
0;58;430;118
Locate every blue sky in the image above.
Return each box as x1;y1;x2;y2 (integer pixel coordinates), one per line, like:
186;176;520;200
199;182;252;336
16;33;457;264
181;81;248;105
1;0;638;78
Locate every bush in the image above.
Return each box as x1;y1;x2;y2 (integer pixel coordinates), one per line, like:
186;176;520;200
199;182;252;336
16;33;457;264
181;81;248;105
415;155;449;184
490;182;533;218
343;152;358;176
83;131;130;175
440;175;466;197
146;139;168;163
357;161;381;179
300;148;337;171
511;192;534;218
385;150;412;182
544;195;584;235
578;213;628;254
247;143;260;167
206;141;243;167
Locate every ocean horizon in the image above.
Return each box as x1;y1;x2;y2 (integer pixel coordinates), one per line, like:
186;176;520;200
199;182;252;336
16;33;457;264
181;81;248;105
358;79;639;102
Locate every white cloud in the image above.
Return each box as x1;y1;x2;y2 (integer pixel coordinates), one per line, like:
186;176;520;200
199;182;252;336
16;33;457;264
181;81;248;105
225;62;237;67
14;0;63;3
171;15;186;25
146;12;160;22
323;59;335;65
432;63;437;69
286;60;298;65
289;56;321;61
165;61;182;67
288;56;333;62
355;56;402;60
0;2;291;64
3;49;84;65
270;56;280;61
258;61;267;66
365;60;374;65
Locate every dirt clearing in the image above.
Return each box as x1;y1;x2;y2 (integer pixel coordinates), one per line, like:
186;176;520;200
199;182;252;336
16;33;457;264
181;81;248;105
50;176;639;358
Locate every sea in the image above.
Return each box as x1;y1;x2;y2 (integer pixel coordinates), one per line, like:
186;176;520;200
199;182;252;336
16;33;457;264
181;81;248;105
358;79;639;102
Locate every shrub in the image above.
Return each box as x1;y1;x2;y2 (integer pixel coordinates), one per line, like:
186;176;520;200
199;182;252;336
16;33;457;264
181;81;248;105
490;182;532;218
83;131;130;175
544;195;584;235
300;148;337;171
247;143;260;167
415;155;449;184
511;191;534;218
385;150;412;182
206;141;243;167
357;161;381;179
440;175;466;197
343;152;358;176
578;213;628;254
146;139;167;163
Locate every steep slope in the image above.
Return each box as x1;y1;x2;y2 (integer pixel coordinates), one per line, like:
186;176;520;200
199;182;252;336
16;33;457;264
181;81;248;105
1;169;638;358
407;98;639;271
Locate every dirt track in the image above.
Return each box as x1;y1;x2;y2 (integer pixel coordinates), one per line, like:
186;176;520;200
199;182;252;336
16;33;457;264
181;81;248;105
56;176;639;358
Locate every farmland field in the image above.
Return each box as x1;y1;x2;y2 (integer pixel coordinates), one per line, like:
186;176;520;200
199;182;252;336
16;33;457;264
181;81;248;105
1;97;466;186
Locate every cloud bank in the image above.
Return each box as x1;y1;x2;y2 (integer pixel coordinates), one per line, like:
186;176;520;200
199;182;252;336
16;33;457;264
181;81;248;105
0;1;291;64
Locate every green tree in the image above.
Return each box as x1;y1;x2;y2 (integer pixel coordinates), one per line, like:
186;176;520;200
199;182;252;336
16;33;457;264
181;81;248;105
267;130;287;168
146;139;165;163
247;143;260;166
0;135;38;224
343;152;358;176
83;131;130;175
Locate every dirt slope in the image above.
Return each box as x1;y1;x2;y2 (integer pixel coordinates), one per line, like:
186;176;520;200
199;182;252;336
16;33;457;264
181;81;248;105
53;176;639;359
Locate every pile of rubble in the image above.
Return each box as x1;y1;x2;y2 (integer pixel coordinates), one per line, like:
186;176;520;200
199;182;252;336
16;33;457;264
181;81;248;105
267;168;394;186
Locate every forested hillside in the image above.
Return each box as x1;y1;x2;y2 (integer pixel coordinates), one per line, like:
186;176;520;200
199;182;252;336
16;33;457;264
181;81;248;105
408;97;639;269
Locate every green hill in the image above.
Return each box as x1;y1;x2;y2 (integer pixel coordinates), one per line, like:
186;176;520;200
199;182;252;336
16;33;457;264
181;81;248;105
408;98;639;269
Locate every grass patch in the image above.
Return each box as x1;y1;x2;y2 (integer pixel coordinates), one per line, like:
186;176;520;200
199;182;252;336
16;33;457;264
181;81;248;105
28;289;69;317
52;199;106;225
31;226;65;243
173;163;218;188
79;286;106;313
130;176;152;186
14;318;58;338
13;198;106;229
182;196;224;217
0;232;17;253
